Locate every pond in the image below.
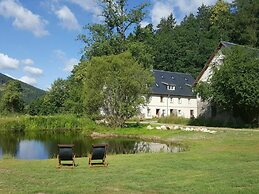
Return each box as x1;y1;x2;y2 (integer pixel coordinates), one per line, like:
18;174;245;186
0;132;185;160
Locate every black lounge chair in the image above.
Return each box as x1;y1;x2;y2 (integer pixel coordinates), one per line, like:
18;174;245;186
89;144;108;166
57;144;75;167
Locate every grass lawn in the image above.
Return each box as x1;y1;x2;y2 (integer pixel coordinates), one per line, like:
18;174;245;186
1;128;259;193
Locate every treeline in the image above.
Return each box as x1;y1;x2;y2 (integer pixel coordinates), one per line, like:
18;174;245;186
1;0;258;125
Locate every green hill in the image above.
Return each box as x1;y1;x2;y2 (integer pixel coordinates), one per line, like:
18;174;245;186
0;73;46;104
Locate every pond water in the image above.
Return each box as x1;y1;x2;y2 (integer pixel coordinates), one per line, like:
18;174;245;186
0;132;185;160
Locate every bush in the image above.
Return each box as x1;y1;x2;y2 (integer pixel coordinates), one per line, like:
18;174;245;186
189;117;247;128
0;117;25;132
157;115;250;128
0;115;100;132
158;116;189;125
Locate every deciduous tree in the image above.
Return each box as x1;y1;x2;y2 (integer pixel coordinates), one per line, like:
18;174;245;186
82;52;154;127
0;80;24;113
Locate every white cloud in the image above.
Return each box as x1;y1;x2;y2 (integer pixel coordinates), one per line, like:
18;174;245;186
64;58;79;72
151;1;174;28
24;66;43;75
53;49;79;72
140;21;150;28
19;76;37;85
0;0;49;37
69;0;102;21
150;0;234;25
0;53;19;69
53;49;66;59
21;58;34;65
55;5;80;30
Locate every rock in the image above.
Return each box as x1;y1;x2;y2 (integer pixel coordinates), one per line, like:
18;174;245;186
156;126;161;130
160;125;167;130
147;125;154;130
185;127;191;131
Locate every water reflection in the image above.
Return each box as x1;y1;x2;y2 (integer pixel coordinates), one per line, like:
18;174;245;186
16;140;50;160
0;132;184;160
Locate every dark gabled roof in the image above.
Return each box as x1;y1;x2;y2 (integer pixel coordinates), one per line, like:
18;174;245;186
151;70;195;97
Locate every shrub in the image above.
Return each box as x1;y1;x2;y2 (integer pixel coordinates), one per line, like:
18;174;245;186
158;116;189;125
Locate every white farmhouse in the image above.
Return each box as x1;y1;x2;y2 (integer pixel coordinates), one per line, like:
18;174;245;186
141;69;197;119
194;41;236;118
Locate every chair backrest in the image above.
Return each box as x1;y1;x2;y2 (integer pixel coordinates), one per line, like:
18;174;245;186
58;144;74;161
91;144;107;160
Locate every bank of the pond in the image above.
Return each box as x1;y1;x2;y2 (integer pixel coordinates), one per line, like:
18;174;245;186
0;115;102;133
0;115;205;144
1;129;259;193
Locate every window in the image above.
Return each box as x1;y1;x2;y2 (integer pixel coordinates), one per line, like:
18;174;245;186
147;108;151;117
156;109;160;117
162;109;165;117
160;96;163;103
178;110;182;116
188;98;191;104
170;97;174;103
178;98;182;104
167;85;175;90
190;110;194;118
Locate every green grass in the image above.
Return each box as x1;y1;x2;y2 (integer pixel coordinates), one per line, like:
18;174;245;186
1;129;259;193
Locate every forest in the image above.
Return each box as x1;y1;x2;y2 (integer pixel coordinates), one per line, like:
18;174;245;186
0;0;258;126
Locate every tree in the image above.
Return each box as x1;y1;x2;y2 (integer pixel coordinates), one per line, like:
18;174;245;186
127;24;155;69
26;97;46;116
82;52;154;127
230;0;259;48
0;80;24;113
78;0;148;60
63;67;86;115
42;79;68;115
157;13;176;33
196;46;259;124
153;12;217;76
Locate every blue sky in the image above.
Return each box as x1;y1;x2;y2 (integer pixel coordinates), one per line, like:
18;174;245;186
0;0;232;90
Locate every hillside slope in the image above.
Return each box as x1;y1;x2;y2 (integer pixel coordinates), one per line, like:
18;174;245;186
0;73;46;104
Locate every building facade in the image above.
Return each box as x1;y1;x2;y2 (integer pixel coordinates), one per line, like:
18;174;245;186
194;41;236;118
141;70;197;119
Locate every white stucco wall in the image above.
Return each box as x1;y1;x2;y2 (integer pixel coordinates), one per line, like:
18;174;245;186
197;50;224;117
141;95;198;119
199;51;224;83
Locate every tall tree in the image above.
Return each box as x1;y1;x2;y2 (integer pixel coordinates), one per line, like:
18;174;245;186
157;13;176;33
230;0;259;48
81;52;154;127
209;0;232;41
78;0;148;60
42;79;68;115
127;24;155;69
0;80;24;113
